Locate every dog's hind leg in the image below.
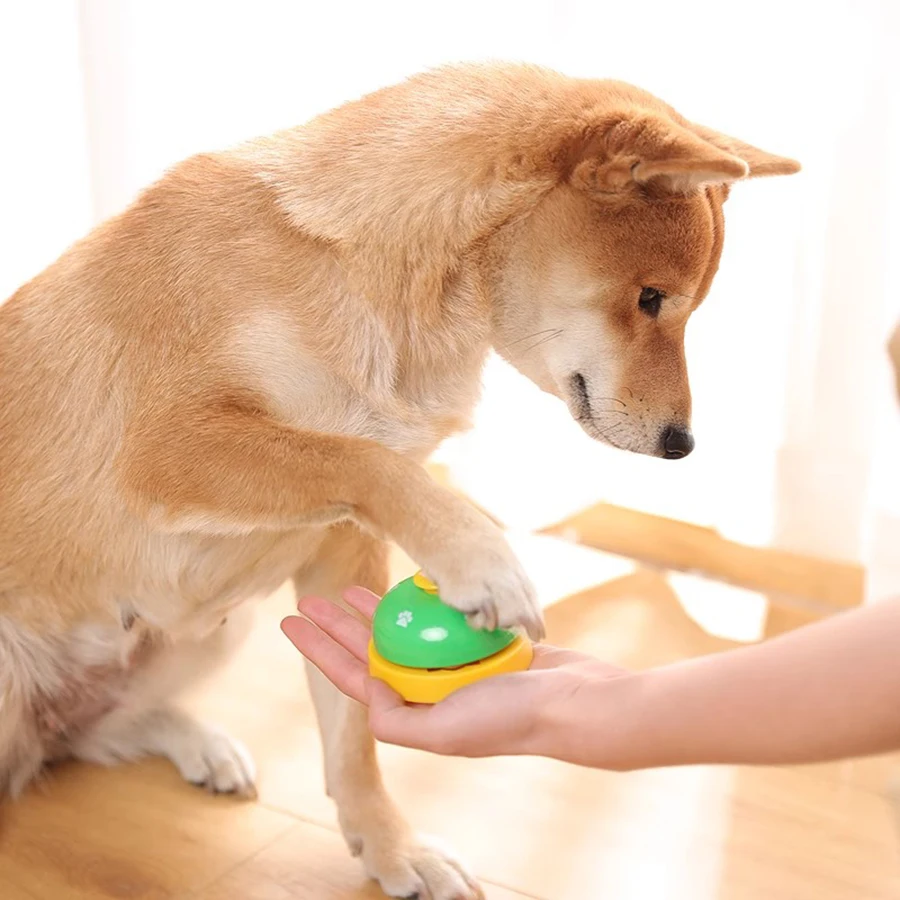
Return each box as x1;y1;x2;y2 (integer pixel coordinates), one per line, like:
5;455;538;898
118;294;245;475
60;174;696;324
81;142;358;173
71;704;256;796
69;612;257;796
0;616;60;798
0;706;45;798
295;526;484;900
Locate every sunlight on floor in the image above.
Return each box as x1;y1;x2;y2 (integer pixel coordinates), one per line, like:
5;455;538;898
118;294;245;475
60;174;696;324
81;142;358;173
505;530;634;610
590;768;735;900
666;573;768;643
498;529;767;645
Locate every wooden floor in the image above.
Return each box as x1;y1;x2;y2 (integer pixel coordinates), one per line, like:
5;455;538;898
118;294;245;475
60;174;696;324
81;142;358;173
2;559;899;900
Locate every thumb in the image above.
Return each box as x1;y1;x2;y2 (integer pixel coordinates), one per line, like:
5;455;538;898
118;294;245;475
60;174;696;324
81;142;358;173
365;677;435;749
364;675;405;710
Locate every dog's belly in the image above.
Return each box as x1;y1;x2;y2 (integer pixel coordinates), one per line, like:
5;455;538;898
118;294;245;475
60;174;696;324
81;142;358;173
133;524;332;640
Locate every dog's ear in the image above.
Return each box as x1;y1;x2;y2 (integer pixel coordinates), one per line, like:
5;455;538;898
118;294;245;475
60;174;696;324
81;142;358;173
889;321;900;402
570;112;799;195
690;125;801;179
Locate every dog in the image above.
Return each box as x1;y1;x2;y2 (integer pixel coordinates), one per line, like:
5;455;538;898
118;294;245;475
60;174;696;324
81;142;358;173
0;63;798;899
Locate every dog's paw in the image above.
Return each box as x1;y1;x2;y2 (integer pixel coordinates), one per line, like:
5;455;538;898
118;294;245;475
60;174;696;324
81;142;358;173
72;707;258;798
423;528;544;641
167;723;258;798
353;830;484;900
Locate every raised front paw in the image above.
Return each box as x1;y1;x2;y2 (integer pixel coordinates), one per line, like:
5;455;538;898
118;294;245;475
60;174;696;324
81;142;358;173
423;529;544;641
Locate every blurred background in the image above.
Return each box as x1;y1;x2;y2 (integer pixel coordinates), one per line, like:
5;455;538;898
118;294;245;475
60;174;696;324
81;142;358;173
2;4;899;899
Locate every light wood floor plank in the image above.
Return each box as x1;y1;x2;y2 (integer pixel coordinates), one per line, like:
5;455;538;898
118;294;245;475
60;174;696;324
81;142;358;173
0;761;295;900
542;502;863;610
190;818;539;900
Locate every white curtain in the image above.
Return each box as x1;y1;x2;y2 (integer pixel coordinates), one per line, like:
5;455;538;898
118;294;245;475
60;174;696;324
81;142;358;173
3;0;898;598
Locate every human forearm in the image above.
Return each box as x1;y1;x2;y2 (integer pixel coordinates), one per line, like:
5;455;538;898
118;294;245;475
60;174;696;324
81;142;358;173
549;598;900;770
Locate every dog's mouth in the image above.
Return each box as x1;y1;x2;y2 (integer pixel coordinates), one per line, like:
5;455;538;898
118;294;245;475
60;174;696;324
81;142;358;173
570;372;591;419
567;372;627;452
567;373;694;459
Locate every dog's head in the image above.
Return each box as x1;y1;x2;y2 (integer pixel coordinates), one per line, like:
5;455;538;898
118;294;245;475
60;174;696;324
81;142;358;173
490;88;799;458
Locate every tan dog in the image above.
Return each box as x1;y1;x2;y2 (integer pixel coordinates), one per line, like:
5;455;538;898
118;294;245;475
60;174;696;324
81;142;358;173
0;63;798;898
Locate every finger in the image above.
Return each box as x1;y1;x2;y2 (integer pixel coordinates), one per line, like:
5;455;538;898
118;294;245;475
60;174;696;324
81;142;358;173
364;675;406;710
280;616;369;704
342;585;381;621
366;678;473;754
296;595;371;662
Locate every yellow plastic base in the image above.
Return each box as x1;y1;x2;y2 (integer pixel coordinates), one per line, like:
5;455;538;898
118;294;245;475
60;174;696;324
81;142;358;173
368;636;533;704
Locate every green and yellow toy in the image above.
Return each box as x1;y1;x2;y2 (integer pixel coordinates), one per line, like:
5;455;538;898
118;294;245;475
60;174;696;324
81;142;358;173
368;571;534;704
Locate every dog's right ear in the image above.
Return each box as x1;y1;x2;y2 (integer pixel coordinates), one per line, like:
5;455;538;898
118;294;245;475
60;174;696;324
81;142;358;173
691;125;801;179
889;321;900;402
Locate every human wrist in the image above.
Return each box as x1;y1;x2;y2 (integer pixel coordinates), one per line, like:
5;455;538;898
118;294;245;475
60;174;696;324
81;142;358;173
533;666;657;770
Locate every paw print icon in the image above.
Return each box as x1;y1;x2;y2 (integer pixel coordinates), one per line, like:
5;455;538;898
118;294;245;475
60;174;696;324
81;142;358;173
396;610;413;628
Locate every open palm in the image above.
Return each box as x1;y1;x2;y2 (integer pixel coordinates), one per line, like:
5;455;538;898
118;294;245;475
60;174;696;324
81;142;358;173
282;586;628;758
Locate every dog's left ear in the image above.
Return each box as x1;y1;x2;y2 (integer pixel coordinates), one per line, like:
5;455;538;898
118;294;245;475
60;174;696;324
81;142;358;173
690;125;801;179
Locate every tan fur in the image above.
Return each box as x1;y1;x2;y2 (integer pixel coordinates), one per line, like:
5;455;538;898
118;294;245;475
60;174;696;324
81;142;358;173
0;63;797;898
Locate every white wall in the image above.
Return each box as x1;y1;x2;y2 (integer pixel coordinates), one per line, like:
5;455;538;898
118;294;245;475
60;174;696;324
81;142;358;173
0;2;92;300
3;0;898;595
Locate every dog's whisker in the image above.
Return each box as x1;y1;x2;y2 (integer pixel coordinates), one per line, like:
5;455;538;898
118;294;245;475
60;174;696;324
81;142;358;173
574;414;629;447
522;331;563;353
590;419;630;446
499;328;561;352
509;329;563;359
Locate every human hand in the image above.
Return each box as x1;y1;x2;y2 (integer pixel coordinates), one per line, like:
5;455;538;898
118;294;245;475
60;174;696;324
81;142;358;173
281;587;634;761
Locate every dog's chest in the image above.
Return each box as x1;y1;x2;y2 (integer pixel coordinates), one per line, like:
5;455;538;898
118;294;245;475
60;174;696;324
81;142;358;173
230;312;483;455
141;313;484;634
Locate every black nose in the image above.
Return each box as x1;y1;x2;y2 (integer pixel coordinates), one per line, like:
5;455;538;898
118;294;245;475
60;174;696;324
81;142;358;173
661;426;694;459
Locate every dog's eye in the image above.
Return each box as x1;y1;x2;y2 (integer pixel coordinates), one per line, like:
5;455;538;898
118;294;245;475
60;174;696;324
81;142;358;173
638;287;665;318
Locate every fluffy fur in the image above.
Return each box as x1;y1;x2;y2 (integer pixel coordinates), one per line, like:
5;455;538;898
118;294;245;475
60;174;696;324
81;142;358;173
0;63;798;898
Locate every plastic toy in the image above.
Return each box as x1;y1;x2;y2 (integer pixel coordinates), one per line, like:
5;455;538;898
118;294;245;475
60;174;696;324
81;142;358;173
367;571;534;703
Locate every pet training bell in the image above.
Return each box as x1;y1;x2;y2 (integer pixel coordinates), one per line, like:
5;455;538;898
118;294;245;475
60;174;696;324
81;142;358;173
368;571;533;704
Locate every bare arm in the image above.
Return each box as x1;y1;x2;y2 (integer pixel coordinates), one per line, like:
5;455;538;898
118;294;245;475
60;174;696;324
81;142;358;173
569;597;900;769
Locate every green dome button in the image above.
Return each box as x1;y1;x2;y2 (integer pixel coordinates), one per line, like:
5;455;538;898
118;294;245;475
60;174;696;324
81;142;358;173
371;575;517;669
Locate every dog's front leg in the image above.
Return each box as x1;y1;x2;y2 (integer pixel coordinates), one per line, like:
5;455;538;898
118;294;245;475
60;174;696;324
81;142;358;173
119;397;543;639
294;526;483;899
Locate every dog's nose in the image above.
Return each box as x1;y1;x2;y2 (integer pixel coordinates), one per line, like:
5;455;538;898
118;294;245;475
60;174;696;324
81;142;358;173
661;426;694;459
